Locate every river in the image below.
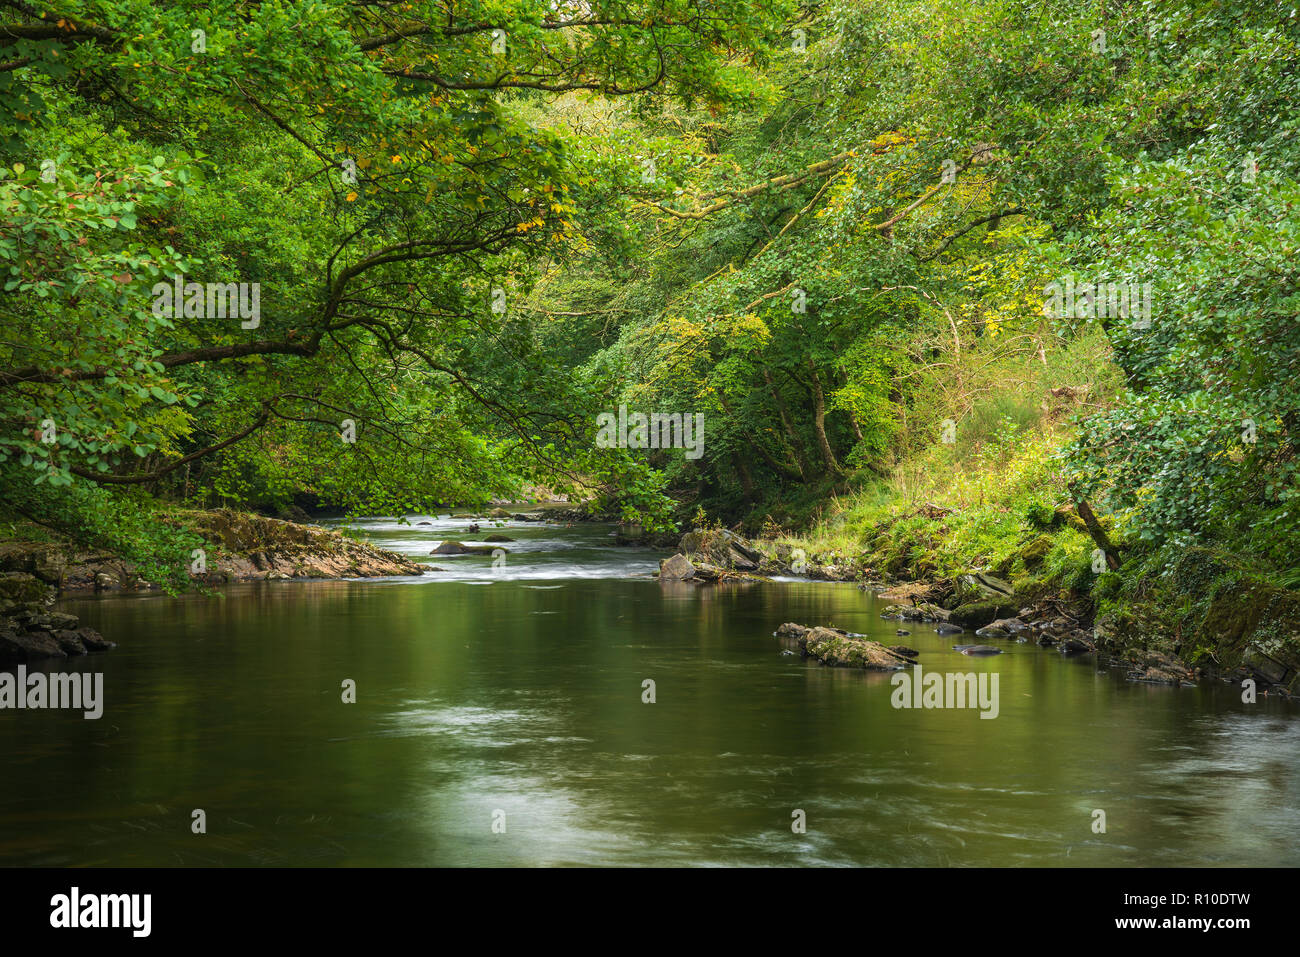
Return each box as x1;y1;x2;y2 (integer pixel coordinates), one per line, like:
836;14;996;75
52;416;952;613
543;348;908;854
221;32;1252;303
2;515;1298;866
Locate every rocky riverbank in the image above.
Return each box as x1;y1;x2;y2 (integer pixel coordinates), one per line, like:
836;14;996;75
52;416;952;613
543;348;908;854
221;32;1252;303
0;508;423;593
658;526;1298;696
0;572;113;665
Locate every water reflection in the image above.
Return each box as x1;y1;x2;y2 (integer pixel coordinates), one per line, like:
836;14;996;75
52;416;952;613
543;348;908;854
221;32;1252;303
0;519;1296;866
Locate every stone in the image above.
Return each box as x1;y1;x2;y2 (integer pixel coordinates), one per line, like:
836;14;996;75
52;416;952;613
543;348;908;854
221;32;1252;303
799;626;914;670
659;554;696;581
0;628;65;663
949;602;1018;629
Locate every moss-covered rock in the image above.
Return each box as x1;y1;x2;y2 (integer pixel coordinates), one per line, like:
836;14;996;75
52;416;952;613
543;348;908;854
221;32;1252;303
1018;536;1054;571
795;626;914;670
0;571;53;604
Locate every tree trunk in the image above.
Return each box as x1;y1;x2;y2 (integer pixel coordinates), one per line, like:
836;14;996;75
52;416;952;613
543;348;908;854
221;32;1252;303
1076;500;1121;570
808;365;842;475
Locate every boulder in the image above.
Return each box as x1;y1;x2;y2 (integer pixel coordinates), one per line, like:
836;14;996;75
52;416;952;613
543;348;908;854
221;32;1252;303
659;554;696;581
76;627;115;652
949;602;1018;629
1059;636;1096;655
0;543;67;585
881;602;950;623
55;630;87;655
954;644;1003;656
0;572;52;605
679;529;762;571
0;628;64;662
430;541;504;556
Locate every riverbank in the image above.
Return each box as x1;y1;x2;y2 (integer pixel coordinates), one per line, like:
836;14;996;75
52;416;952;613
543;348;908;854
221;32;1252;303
664;510;1300;698
0;508;423;593
0;572;113;665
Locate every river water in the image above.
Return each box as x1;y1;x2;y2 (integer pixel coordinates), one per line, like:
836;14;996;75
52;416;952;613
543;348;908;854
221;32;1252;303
2;515;1298;866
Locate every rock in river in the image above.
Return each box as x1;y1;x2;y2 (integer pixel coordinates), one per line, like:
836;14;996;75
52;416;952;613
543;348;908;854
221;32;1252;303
659;553;697;581
431;541;507;556
776;622;916;670
954;644;1003;656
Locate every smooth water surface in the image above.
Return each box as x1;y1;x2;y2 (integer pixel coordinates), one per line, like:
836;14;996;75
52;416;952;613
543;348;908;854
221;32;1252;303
2;515;1297;866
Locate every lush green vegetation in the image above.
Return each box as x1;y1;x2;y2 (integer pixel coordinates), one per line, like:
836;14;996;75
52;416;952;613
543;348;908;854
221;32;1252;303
2;0;1297;609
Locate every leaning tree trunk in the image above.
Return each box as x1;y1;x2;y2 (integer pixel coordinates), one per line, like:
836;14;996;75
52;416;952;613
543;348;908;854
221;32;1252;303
808;365;842;476
1076;500;1121;570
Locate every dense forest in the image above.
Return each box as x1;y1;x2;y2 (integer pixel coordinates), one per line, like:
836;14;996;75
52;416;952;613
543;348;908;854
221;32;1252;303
3;0;1298;657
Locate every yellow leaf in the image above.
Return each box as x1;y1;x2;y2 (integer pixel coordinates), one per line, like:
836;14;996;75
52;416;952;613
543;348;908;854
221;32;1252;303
345;191;357;202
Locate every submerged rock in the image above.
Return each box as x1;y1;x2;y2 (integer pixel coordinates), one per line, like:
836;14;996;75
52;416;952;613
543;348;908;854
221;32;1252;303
431;541;505;556
954;644;1003;656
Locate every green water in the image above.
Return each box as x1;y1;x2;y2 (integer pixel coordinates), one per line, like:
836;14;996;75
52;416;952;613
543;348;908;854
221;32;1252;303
2;518;1297;866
